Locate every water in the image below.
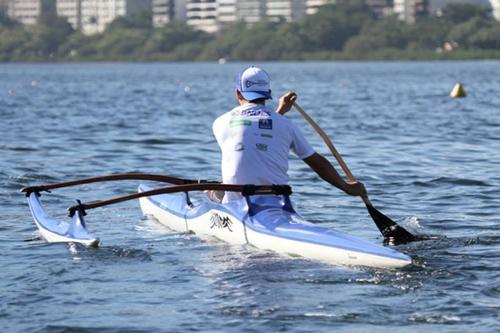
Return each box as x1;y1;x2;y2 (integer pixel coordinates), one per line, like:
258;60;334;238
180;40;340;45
1;62;499;332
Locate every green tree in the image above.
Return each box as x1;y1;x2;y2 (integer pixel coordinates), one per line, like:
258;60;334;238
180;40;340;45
0;9;18;28
448;16;490;48
229;21;279;60
143;22;209;55
199;22;247;60
94;29;150;58
441;4;490;24
300;0;374;51
27;17;74;58
407;17;452;50
107;11;153;31
469;24;500;49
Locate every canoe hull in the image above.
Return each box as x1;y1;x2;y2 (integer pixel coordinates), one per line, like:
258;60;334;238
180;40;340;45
138;185;411;268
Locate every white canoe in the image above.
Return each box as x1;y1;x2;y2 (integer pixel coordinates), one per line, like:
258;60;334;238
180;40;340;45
138;184;412;268
26;192;99;247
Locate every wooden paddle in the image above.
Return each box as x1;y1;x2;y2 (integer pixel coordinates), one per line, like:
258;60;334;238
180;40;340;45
293;103;416;245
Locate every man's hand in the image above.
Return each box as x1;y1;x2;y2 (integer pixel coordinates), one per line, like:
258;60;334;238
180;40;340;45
345;181;367;197
276;92;297;115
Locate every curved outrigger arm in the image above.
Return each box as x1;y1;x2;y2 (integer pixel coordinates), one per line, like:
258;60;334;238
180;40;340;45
67;183;292;217
20;172;219;196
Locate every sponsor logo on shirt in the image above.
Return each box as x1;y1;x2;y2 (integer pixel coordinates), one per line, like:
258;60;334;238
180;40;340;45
239;108;271;117
230;119;252;127
258;119;273;130
256;143;268;152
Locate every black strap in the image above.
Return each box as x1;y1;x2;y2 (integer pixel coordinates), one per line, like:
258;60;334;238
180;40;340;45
271;184;292;196
242;185;257;196
22;186;49;197
242;184;292;196
68;199;87;217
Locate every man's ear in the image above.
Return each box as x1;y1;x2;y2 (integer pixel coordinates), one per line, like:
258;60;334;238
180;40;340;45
236;90;245;104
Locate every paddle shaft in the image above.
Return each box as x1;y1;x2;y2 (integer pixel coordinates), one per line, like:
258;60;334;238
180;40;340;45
293;103;370;203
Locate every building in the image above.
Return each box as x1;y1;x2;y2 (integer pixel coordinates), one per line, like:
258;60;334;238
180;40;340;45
7;0;55;25
1;0;9;10
235;0;265;23
185;0;217;32
152;0;174;27
492;0;500;19
393;0;429;23
305;0;330;15
186;0;307;32
54;0;151;35
366;0;393;17
217;0;236;24
56;0;81;29
266;0;305;22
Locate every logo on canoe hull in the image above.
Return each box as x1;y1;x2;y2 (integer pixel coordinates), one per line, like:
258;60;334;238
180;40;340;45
210;213;233;232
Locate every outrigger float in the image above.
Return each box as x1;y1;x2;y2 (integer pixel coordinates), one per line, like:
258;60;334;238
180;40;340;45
21;173;413;269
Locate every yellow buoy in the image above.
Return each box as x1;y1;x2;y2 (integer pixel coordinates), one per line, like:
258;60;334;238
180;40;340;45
450;83;466;98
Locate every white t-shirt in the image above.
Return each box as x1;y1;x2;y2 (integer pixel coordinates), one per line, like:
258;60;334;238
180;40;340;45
213;103;315;202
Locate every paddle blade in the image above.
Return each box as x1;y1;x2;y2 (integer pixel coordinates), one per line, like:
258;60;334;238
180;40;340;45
365;203;416;245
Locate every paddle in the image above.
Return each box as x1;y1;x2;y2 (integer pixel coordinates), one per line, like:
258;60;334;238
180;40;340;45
67;183;292;217
293;103;416;245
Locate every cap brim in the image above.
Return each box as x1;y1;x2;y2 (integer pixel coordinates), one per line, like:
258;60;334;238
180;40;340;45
240;91;272;101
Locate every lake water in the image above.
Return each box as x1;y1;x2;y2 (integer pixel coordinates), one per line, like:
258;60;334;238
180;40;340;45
1;62;499;332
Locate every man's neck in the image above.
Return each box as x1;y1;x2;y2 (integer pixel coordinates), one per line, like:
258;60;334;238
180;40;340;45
240;100;266;106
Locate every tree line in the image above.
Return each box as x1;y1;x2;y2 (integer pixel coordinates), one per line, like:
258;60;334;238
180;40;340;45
1;0;499;62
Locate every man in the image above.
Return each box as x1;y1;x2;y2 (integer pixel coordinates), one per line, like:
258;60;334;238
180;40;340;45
213;66;366;202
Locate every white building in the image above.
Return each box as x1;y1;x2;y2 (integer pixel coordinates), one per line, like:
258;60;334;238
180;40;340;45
305;0;330;15
7;0;55;25
393;0;429;23
186;0;217;32
491;0;500;19
54;0;151;35
152;0;174;27
56;0;81;29
266;0;305;22
217;0;236;24
236;0;265;23
186;0;307;32
152;0;187;27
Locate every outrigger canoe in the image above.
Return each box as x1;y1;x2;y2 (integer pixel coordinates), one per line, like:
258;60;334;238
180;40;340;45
21;173;412;269
138;184;412;268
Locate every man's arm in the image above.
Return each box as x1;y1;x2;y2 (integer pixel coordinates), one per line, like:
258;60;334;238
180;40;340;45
303;153;367;197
